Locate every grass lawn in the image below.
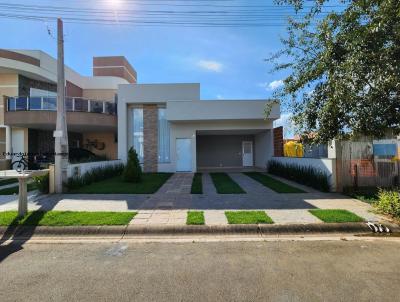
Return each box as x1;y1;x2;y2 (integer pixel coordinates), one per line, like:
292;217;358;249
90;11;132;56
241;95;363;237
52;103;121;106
244;172;305;193
210;173;245;194
191;173;203;194
69;173;173;194
0;178;18;186
225;211;274;224
309;209;364;223
186;211;205;225
0;211;136;226
0;183;37;195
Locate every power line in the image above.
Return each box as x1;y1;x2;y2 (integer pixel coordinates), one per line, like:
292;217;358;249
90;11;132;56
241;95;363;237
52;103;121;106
0;1;341;27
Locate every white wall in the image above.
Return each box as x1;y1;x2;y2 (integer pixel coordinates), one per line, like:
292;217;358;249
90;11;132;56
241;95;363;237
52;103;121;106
270;157;337;191
166;100;280;121
67;159;123;178
255;131;273;169
118;83;200;104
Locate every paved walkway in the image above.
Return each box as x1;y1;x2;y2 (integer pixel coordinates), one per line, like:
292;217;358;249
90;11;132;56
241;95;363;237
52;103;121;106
0;172;385;225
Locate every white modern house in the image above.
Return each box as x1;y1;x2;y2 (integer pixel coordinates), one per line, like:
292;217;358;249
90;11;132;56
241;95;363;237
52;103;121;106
117;83;280;173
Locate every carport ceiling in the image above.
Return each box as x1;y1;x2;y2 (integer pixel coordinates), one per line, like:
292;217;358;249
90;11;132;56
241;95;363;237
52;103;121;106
196;129;267;135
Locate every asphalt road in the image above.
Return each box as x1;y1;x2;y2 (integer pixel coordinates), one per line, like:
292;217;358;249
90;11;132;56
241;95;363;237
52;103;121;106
1;239;399;302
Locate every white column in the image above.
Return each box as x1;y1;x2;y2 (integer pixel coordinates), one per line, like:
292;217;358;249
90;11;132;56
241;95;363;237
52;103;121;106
5;125;11;160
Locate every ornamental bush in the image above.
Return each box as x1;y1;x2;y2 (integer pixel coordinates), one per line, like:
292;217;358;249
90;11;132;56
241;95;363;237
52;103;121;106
122;147;142;183
267;160;330;192
376;189;400;218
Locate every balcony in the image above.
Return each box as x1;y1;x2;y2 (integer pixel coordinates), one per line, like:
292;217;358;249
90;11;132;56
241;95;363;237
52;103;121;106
4;96;117;132
6;96;116;115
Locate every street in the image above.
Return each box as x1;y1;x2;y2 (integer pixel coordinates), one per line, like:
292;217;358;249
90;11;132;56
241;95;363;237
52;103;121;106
1;238;399;302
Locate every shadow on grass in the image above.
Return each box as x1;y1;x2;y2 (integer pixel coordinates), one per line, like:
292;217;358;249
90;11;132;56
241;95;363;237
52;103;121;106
0;201;54;263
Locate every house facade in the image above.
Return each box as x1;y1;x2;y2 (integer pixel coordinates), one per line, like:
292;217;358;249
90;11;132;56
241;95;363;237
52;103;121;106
0;49;280;172
0;49;136;168
117;83;280;172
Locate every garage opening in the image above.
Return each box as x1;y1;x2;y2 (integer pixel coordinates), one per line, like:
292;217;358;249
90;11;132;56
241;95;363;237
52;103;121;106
196;129;271;171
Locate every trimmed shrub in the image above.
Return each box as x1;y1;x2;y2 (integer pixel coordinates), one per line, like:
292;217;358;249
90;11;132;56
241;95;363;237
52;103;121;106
34;174;49;194
376;189;400;218
267;160;330;192
65;163;124;191
123;147;142;183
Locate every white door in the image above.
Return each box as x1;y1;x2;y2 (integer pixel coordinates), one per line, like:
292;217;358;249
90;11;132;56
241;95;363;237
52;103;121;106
176;138;192;172
242;141;253;167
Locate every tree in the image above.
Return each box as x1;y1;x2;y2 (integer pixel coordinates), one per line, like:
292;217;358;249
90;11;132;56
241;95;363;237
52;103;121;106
269;0;400;143
123;147;142;182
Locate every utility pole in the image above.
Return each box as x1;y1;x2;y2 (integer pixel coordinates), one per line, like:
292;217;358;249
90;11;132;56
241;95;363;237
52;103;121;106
54;18;69;193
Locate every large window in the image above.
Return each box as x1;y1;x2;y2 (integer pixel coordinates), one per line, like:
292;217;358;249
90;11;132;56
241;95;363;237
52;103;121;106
132;108;144;163
158;108;170;163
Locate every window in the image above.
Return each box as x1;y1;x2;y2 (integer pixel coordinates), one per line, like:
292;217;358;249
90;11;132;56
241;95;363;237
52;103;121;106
132;108;144;163
158;108;170;163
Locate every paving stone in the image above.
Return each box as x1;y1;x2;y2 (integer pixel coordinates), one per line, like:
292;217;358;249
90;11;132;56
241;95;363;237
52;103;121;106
267;209;322;224
204;210;228;225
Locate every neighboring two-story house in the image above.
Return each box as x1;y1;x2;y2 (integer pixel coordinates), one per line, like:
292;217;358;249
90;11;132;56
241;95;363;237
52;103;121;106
0;49;136;168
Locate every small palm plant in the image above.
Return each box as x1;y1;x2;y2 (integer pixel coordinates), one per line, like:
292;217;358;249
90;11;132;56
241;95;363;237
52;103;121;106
123;147;142;182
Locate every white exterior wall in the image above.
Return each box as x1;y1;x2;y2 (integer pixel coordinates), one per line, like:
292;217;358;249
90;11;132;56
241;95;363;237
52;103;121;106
270;157;337;191
67;159;123;178
254;131;273;169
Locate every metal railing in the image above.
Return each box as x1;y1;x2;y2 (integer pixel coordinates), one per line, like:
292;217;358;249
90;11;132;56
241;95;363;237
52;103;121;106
6;96;117;115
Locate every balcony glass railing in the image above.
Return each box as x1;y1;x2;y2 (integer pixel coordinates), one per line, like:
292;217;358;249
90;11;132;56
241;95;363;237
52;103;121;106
6;96;117;115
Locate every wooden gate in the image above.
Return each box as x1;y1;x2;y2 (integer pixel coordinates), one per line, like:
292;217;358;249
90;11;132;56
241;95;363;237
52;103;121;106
338;139;399;189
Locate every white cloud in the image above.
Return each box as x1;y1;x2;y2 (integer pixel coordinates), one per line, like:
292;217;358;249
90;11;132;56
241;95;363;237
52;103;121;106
268;79;284;90
216;94;223;100
259;79;284;91
196;60;223;72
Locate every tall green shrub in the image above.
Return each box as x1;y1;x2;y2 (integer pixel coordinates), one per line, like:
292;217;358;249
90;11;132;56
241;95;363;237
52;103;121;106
123;147;142;183
376;189;400;218
268;160;330;192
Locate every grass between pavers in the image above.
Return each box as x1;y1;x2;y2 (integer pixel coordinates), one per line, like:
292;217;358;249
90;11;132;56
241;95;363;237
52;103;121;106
225;211;274;224
191;173;203;194
309;209;364;223
0;178;18;186
186;211;205;225
0;183;37;195
210;173;245;194
69;173;173;194
0;211;136;226
244;172;305;193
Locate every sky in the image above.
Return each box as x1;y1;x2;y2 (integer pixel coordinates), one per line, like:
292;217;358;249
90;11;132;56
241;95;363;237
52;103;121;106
0;0;297;136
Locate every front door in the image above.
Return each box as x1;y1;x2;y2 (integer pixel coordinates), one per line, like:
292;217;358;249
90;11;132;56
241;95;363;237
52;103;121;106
176;138;192;172
242;141;253;167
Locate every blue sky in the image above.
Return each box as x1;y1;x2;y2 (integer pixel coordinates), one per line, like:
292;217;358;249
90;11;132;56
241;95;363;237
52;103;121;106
0;0;296;135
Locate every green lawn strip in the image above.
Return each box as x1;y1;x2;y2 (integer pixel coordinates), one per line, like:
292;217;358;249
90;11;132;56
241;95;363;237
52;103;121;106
309;209;364;223
225;211;274;224
210;173;245;194
186;211;205;225
191;173;203;194
0;178;18;186
244;172;305;193
69;173;173;194
0;183;37;195
0;211;136;226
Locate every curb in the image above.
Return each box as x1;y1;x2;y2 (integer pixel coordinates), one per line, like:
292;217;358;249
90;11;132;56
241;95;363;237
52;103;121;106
2;222;398;238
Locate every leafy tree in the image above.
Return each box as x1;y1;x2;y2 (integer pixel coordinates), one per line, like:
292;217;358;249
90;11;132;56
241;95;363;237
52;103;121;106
269;0;400;143
123;147;142;182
